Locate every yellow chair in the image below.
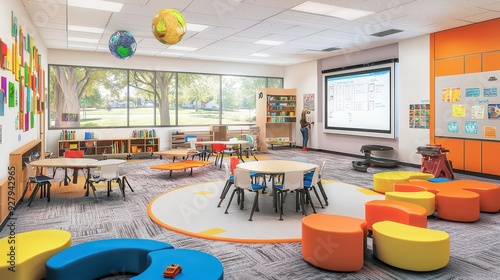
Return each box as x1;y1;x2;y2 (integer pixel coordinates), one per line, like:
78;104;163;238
0;229;71;280
372;221;449;271
385;191;436;216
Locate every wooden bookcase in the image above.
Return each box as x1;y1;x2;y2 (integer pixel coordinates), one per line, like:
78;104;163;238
0;178;8;226
256;88;297;152
8;139;43;203
57;137;159;158
170;130;214;149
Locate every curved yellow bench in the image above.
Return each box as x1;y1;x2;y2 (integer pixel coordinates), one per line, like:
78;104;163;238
0;229;71;280
385;191;436;216
373;221;449;271
373;171;434;193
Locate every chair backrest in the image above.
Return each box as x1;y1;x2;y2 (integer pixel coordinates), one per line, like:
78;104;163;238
283;170;304;191
223;162;232;180
319;161;326;180
212;143;226;152
233;168;253;191
230;157;239;175
305;166;321;187
65;150;84;158
25;162;37;179
187;137;197;150
97;164;120;180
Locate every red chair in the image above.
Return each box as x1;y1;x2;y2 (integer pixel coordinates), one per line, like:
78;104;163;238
212;144;233;168
63;150;85;185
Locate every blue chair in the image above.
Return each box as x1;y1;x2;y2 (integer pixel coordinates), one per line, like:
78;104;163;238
225;168;267;221
304;161;328;206
274;170;304;220
217;162;234;207
21;162;52;206
302;166;322;214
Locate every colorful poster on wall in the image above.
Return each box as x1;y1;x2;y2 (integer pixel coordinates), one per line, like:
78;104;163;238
471;105;484;119
0;90;4;116
441;87;461;102
464;121;478;134
0;125;2;144
8;81;15;107
303;93;314;111
484;87;498;97
447;121;459;133
451;104;466;117
465;88;480;97
484;126;497;138
1;77;6;103
487;104;500;119
409;103;430;129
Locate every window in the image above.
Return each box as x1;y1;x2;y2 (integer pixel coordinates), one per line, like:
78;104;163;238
48;65;283;129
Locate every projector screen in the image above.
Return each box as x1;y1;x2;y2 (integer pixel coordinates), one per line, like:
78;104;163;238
324;62;396;139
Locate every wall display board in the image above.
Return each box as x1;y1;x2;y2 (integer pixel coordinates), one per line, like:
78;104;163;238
435;70;500;141
323;61;396;139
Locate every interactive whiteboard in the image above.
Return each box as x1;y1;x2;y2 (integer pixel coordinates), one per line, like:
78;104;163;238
323;62;396;139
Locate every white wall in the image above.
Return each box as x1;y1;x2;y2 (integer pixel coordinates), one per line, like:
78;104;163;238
0;0;48;179
285;39;431;165
46;50;286;153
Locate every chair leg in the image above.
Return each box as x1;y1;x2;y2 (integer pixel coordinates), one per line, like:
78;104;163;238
312;186;324;208
217;181;233;207
27;184;41;206
224;188;239;214
122;176;134;192
249;192;259;221
305;188;317;214
46;182;51;202
20;181;32;202
89;183;98;202
317;180;329;206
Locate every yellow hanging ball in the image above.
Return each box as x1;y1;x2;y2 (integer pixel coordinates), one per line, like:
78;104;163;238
152;9;187;45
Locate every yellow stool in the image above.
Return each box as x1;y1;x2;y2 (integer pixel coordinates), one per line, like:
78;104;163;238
385;191;436;216
373;221;449;271
373;171;434;193
0;229;71;280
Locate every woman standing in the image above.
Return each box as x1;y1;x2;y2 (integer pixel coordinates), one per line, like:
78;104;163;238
300;109;311;151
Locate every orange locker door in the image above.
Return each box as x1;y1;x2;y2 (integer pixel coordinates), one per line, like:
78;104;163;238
481;141;500;176
464;140;481;173
434;137;464;170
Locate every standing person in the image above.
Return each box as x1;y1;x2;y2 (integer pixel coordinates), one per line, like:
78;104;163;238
300;109;311;151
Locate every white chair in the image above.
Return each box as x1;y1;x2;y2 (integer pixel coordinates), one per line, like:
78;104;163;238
88;160;124;200
217;162;234;207
304;160;328;206
22;162;52;206
274;170;304;220
225;168;267;221
242;135;258;161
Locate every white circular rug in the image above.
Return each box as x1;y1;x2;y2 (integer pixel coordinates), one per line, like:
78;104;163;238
147;180;383;243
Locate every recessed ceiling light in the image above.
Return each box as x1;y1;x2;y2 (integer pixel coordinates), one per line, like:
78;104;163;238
292;1;373;21
250;53;271;57
168;46;198;51
68;37;99;43
68;44;96;49
68;0;123;12
68;25;104;34
254;40;284;46
187;23;209;32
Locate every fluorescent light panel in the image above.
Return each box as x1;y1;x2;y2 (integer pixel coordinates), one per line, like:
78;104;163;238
251;53;271;57
187;23;209;32
68;25;104;34
68;37;100;43
168;46;198;51
254;40;284;46
68;0;123;12
292;1;374;21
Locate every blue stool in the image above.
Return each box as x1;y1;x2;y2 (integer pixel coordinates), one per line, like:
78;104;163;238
45;239;173;280
134;248;224;280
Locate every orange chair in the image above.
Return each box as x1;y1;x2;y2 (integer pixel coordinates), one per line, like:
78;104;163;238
365;199;427;231
302;214;367;272
212;143;233;168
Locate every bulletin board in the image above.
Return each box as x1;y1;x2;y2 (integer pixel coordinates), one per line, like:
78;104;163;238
434;70;500;141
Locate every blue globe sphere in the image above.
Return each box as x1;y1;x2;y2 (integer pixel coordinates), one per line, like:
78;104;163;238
109;31;137;59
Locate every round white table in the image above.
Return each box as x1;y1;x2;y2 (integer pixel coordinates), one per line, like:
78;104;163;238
236;160;317;174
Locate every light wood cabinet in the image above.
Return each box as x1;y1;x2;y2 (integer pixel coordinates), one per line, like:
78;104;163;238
256;88;297;152
57;137;159;158
8;139;42;204
170;130;214;149
0;178;9;226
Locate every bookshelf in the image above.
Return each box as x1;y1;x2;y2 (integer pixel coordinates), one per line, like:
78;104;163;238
256;88;297;152
57;137;159;158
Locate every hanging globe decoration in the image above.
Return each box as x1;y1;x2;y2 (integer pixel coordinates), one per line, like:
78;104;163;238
152;9;187;45
108;30;137;60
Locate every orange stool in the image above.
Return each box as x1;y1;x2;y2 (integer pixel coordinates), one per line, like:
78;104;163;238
302;214;367;272
436;189;480;222
453;180;500;213
365;200;427;231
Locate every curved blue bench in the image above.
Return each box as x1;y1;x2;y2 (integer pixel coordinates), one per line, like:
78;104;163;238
133;248;224;280
45;238;173;280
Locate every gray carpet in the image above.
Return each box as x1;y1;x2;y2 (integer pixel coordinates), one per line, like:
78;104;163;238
1;148;499;279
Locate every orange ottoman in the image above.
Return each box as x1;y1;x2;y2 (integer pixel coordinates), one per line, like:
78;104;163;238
454;180;500;213
302;214;367;272
365;200;427;231
436;189;480;222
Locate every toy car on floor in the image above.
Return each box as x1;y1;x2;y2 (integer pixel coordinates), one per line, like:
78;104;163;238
163;264;182;278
